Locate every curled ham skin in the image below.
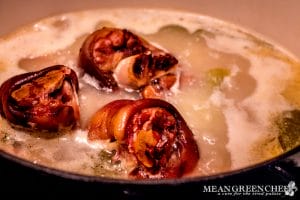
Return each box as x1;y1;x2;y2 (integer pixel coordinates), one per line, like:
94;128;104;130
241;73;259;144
0;65;80;132
79;27;178;97
88;99;199;179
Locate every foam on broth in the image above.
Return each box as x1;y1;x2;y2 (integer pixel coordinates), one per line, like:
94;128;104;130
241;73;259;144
0;8;299;178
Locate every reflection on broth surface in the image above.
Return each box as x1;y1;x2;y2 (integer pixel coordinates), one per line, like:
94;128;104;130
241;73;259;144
0;9;299;179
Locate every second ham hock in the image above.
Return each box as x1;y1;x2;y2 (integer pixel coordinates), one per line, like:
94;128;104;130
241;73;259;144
79;27;178;98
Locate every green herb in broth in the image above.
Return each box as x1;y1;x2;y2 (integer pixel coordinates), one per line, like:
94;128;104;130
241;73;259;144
92;149;124;177
275;110;300;151
251;135;283;162
206;68;230;87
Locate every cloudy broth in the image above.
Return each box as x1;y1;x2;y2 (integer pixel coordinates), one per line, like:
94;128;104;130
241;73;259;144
0;9;299;178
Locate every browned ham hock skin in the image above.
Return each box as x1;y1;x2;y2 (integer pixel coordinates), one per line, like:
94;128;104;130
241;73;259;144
79;27;178;98
88;98;199;179
0;65;80;132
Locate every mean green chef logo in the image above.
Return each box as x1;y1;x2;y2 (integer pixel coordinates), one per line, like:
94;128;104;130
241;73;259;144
203;181;298;197
285;181;298;196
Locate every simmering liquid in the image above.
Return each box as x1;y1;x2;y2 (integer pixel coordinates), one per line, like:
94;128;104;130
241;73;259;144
0;9;299;178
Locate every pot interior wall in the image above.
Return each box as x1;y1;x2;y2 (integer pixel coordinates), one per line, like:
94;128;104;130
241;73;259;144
0;0;299;58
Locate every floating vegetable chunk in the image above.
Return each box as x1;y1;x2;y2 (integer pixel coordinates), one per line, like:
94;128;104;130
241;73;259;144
79;27;178;97
88;99;199;179
0;65;80;131
206;68;230;87
275;110;300;151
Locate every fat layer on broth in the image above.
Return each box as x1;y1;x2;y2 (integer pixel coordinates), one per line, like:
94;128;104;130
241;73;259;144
0;9;299;178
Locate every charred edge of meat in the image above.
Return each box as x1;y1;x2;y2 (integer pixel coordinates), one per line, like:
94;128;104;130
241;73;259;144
79;27;178;94
0;65;80;132
87;98;199;179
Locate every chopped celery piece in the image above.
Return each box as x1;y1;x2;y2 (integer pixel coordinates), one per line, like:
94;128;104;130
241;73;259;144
98;149;116;163
206;68;230;87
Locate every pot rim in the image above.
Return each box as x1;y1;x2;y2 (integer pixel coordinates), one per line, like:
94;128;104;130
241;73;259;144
1;144;299;185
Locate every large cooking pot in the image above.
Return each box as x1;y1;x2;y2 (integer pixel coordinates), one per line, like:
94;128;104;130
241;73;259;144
0;0;299;198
